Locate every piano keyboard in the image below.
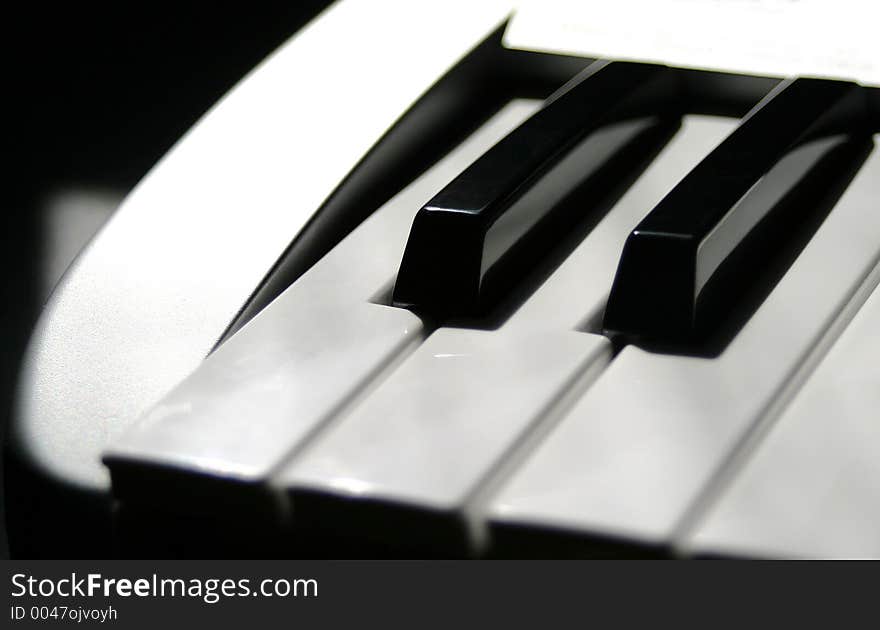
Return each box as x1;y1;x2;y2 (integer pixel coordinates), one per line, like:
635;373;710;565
10;1;880;559
104;63;879;556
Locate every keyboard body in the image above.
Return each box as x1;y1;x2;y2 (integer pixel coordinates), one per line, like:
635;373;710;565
7;0;880;558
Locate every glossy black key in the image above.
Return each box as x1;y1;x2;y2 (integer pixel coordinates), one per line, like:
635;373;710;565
392;61;681;318
603;78;870;346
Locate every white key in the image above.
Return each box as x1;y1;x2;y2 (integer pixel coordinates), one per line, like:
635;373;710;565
685;273;880;559
279;116;738;552
107;302;422;482
489;138;880;550
103;101;539;496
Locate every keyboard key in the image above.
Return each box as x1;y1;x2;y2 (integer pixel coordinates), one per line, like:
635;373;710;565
278;115;737;555
392;61;681;318
603;78;869;345
106;302;422;485
686;270;880;559
488;138;879;555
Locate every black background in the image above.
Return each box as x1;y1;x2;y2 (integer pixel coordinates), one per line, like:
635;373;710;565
3;1;332;560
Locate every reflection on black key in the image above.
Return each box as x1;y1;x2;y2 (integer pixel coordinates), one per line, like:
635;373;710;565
392;61;681;319
603;78;870;346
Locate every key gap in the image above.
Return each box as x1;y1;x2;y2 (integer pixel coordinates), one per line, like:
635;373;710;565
264;325;432;485
460;344;614;554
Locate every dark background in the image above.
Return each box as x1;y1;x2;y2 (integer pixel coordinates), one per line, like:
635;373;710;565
3;2;332;559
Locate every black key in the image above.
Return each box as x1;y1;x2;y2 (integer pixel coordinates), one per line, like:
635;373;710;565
603;78;870;346
392;61;681;318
